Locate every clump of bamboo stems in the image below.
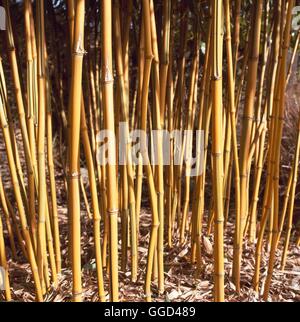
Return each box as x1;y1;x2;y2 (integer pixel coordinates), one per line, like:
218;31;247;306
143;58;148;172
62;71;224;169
0;0;299;303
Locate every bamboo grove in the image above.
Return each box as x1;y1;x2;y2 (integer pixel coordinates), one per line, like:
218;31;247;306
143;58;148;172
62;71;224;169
0;0;299;302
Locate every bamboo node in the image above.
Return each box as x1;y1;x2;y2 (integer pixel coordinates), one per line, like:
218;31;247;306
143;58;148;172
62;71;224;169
242;116;255;121
74;34;86;56
145;54;154;60
107;208;119;216
249;56;259;62
8;45;15;52
214;219;224;224
211;152;222;158
211;75;222;81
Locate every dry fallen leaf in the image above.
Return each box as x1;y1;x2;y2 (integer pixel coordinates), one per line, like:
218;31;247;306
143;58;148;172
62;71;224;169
203;236;213;255
166;290;182;301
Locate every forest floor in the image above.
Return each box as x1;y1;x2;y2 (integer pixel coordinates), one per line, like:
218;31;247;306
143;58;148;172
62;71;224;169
3;206;300;302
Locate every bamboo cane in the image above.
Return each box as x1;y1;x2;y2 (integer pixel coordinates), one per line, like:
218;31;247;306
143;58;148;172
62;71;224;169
211;0;224;302
180;26;199;244
149;0;165;294
113;0;138;282
68;0;85;302
80;98;106;302
36;0;49;293
24;0;38;252
224;0;241;291
140;0;160;302
237;0;263;290
102;0;119;302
